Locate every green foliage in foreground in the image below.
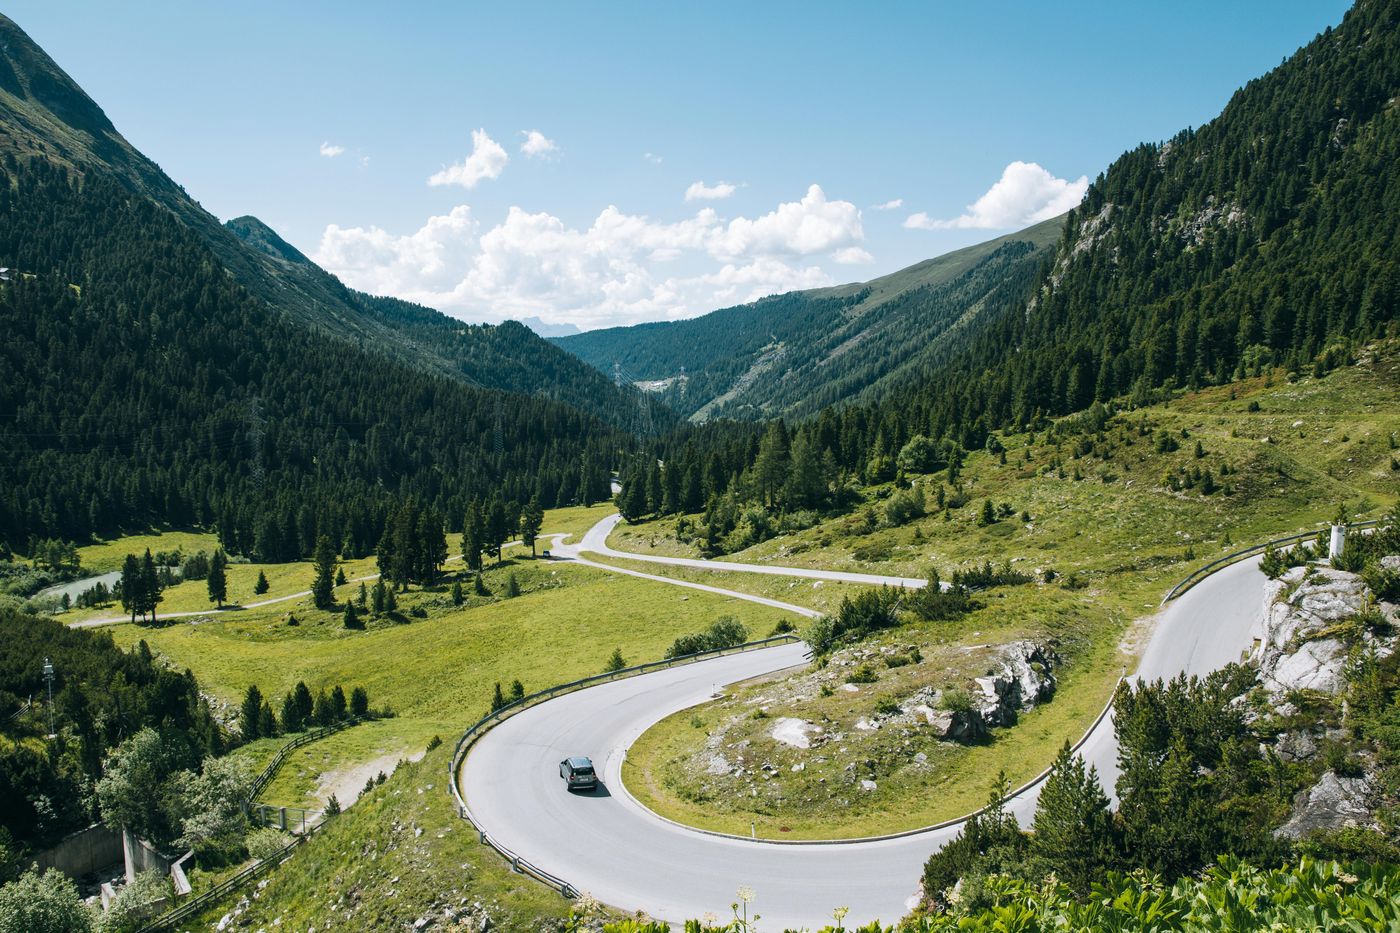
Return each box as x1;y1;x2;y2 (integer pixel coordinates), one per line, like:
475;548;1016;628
576;858;1400;933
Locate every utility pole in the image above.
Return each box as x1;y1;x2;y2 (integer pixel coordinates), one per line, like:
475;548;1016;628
43;657;55;738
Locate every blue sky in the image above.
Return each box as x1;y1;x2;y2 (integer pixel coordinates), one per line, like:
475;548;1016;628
8;1;1352;330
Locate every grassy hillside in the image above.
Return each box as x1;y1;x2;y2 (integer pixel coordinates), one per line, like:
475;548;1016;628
615;342;1400;838
554;216;1064;421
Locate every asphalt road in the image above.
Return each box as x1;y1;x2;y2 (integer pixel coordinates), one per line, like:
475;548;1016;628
459;522;1270;929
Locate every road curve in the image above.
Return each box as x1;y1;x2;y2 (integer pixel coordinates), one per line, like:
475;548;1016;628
571;513;928;589
459;533;1269;929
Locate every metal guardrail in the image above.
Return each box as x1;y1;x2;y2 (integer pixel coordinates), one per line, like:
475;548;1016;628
1161;519;1381;604
449;633;806;897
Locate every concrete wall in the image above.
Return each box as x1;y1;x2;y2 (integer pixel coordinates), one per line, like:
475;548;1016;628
122;829;176;883
34;824;122;878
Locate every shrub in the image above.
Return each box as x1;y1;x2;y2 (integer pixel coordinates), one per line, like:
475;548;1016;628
664;616;749;659
246;827;293;862
847;664;879;684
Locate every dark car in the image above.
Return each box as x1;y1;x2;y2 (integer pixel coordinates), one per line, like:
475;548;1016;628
559;756;597;791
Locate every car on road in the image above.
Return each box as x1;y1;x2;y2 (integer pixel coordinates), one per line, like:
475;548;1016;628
559;756;597;791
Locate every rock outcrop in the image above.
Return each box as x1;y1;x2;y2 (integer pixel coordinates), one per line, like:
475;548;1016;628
1252;566;1369;696
973;640;1058;727
1275;770;1378;840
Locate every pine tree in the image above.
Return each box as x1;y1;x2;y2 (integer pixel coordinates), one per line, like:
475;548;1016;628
751;421;791;507
490;682;506;712
240;685;264;740
280;691;300;732
350;686;369;718
474;573;489;596
485;495;508;564
330;685;347;720
450;580;464;606
463;500;485;572
509;679;525;702
342;602;361;630
371;578;387;614
605;647;626;672
313;689;333;727
253;570;269;595
206;548;228;607
357;581;368;608
519;497;543;557
120;553;140;623
139;549;162;624
293;681;314;727
1028;741;1118;893
505;573;520;597
257;701;277;738
311;535;337;609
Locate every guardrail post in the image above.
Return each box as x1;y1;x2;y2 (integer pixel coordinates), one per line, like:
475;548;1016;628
511;856;521;873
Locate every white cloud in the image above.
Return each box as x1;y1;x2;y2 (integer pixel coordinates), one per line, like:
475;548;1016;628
312;184;865;329
684;180;737;201
643;152;663;164
319;141;345;158
872;198;903;210
905;161;1088;230
707;184;863;260
832;246;874;264
519;129;559;158
428;129;509;188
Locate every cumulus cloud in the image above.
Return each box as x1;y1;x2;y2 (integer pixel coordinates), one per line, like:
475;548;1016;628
519;129;558;158
319;141;345;158
905;161;1088;230
684;180;737;201
428;129;509;188
643;152;664;164
313;184;865;329
832;246;874;264
872;198;903;210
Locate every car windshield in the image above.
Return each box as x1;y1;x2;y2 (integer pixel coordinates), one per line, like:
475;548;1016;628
573;766;594;776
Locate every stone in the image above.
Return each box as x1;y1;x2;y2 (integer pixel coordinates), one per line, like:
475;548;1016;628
1271;729;1320;763
770;718;818;749
860;779;877;792
1254;567;1369;696
1275;770;1377;840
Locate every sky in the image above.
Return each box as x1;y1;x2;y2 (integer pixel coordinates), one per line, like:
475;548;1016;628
7;1;1353;332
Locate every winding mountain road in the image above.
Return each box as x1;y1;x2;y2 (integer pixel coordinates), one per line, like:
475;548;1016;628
458;515;1269;929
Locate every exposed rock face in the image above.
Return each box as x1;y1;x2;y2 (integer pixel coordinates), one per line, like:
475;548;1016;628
1275;770;1378;840
973;641;1058;728
1253;567;1369;696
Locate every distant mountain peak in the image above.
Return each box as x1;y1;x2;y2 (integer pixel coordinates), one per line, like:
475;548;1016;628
225;215;315;268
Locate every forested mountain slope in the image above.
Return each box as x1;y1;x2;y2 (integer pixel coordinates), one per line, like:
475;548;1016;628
877;0;1400;443
0;13;662;436
0;15;629;550
554;216;1064;421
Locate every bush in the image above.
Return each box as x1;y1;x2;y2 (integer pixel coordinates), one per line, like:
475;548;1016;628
246;827;293;862
664;616;749;659
0;868;94;933
807;587;903;654
846;663;879;684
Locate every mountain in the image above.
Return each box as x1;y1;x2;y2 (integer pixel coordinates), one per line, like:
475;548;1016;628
866;0;1400;443
0;13;631;549
519;317;582;338
0;13;662;436
553;216;1064;421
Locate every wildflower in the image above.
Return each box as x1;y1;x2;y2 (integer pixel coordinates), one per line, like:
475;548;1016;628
1338;871;1358;885
737;885;755;904
702;912;719;928
832;906;850;930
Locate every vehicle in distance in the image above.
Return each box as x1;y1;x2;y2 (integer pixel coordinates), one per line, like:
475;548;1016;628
559;756;597;791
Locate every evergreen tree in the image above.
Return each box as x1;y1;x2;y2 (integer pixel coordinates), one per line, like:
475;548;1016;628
120;553;140;624
350;686;369;718
520;497;543;557
604;647;626;672
330;685;347;720
292;681;314;727
371;578;387;614
139;549;162;624
463;500;485;572
450;580;464;606
342;602;362;630
280;691;300;732
751;421;791;507
257;701;277;738
311;534;337;609
485;495;509;564
1028;741;1118;893
505;573;520;597
206;548;228;607
490;682;506;712
253;570;269;595
509;679;525;702
312;689;333;727
240;685;264;740
474;573;489;596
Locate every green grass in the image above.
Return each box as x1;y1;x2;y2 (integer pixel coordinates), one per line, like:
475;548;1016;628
74;530;221;573
184;742;571;932
538;501;617;543
105;558;789;804
617;351;1400;839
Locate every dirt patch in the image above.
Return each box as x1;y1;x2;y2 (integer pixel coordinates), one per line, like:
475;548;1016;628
314;749;427;811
